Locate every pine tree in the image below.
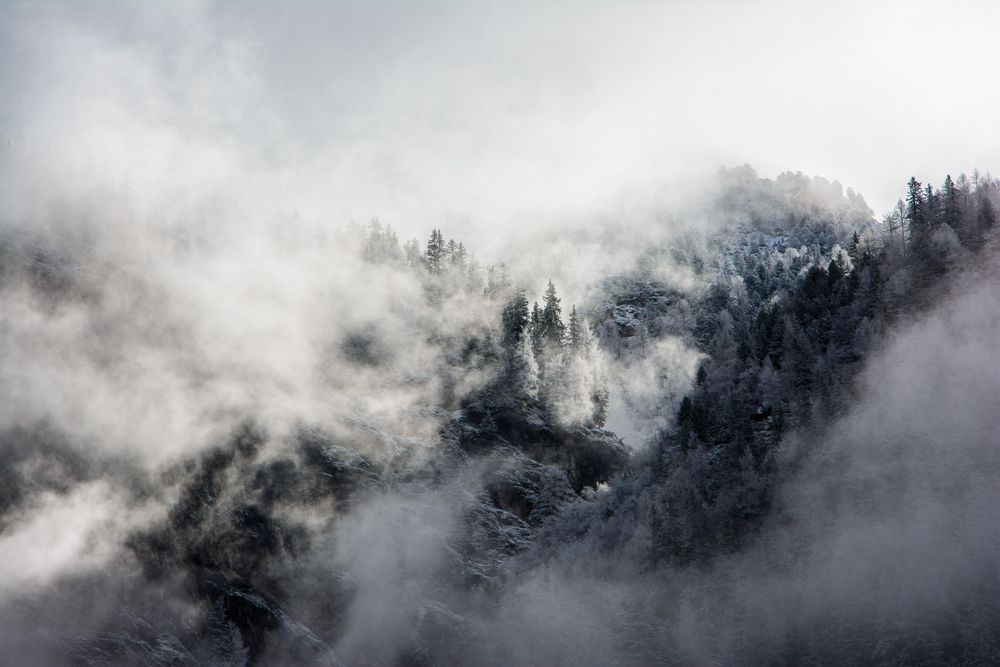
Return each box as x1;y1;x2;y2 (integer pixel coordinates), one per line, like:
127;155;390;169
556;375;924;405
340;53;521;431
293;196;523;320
906;177;929;261
403;238;423;268
942;174;960;229
540;279;565;349
568;305;587;352
590;384;609;427
453;242;468;269
924;184;940;227
906;177;924;228
465;256;483;294
827;256;844;288
500;289;535;391
501;289;530;351
370;221;402;263
977;193;996;243
485;263;511;298
425;229;446;274
485;266;498;297
530;302;544;359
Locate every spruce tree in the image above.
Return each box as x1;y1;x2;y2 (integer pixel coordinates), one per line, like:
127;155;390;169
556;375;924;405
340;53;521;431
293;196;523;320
485;263;511;298
530;302;544;359
540;279;565;348
978;193;996;239
453;242;468;268
568;305;587;352
942;174;960;229
500;289;536;392
906;177;924;227
906;177;928;261
924;184;939;227
501;289;530;351
425;229;445;274
403;238;423;268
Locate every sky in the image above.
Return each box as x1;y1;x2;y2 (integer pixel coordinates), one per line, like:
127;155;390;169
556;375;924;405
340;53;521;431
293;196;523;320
2;0;999;242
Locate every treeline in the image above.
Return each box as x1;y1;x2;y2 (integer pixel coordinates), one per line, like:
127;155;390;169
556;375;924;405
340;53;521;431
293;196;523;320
532;172;999;576
351;218;608;427
500;280;608;427
354;219;515;298
651;171;999;564
887;172;998;278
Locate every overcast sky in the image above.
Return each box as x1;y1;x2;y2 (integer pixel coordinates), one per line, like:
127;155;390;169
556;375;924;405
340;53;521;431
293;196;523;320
2;0;998;241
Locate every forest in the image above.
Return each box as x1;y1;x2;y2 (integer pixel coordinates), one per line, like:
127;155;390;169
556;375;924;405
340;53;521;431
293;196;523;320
2;164;999;665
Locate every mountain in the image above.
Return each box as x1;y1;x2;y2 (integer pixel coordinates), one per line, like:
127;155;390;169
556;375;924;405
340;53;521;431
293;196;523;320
1;167;999;665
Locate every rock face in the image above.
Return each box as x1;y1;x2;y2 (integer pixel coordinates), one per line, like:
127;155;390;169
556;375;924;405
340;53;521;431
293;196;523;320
456;389;629;493
79;375;631;666
115;425;366;665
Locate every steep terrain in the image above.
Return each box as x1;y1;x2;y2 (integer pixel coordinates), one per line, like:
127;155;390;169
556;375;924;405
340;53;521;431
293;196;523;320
1;168;999;665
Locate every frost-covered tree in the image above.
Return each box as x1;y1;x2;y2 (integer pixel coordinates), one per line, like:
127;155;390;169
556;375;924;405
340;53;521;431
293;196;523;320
540;279;565;349
425;229;445;274
362;219;402;263
567;305;588;352
403;238;423;269
501;288;530;350
485;263;511;299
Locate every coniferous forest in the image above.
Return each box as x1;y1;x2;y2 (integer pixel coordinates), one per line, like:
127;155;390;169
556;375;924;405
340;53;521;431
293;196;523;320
3;3;1000;666
3;165;1000;665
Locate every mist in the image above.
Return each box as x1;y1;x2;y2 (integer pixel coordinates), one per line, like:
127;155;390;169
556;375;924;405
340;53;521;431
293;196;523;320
5;1;1000;235
2;1;1000;665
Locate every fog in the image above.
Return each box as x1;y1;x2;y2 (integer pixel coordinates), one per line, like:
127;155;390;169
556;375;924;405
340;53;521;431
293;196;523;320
4;1;999;241
1;1;999;665
477;254;1000;664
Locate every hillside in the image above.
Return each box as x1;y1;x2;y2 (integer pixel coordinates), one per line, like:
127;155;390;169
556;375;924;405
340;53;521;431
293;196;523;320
1;168;999;665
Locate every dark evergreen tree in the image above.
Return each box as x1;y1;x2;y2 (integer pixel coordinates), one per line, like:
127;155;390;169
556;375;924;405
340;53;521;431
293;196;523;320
906;177;931;264
540;279;565;349
425;229;445;274
567;305;586;352
590;385;609;427
942;174;960;229
530;302;544;359
924;183;940;228
501;288;530;351
906;177;924;230
977;189;996;235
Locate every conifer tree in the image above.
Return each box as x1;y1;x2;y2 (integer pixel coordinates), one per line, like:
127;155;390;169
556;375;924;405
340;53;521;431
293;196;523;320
924;184;939;227
540;279;565;348
978;193;996;237
500;288;535;391
906;177;929;260
942;174;960;229
485;263;511;298
465;256;483;294
501;288;530;351
906;177;924;227
403;238;423;268
567;305;587;352
590;384;609;427
425;229;445;274
530;302;544;359
453;242;468;269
